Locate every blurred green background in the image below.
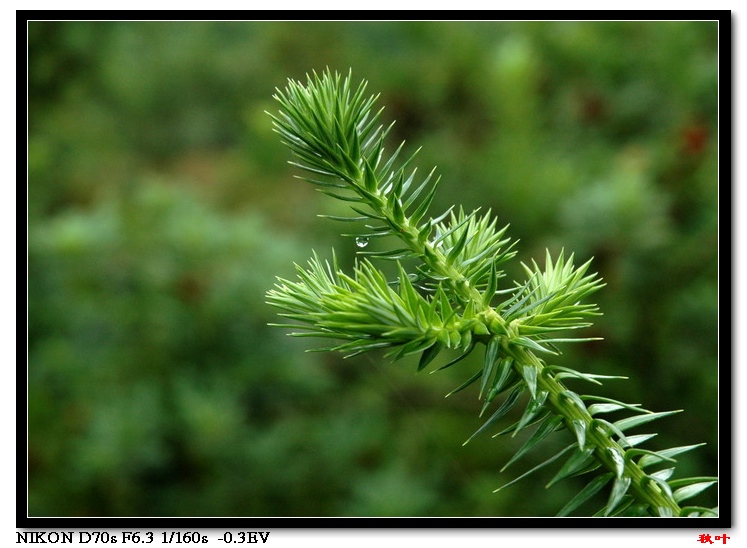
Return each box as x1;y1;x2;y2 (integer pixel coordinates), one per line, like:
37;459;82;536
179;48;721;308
28;21;719;517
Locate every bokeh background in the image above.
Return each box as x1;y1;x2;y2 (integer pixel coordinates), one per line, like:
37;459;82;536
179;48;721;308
27;21;719;517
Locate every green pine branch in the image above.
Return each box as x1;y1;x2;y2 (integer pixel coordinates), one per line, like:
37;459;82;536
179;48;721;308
265;70;717;517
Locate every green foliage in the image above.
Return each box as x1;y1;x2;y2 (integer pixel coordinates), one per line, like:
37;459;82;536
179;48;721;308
28;180;339;516
266;70;717;517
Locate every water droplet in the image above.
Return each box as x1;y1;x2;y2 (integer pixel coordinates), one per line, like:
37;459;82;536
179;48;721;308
355;237;369;249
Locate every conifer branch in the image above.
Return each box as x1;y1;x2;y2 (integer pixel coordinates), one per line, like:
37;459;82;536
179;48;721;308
266;70;717;517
